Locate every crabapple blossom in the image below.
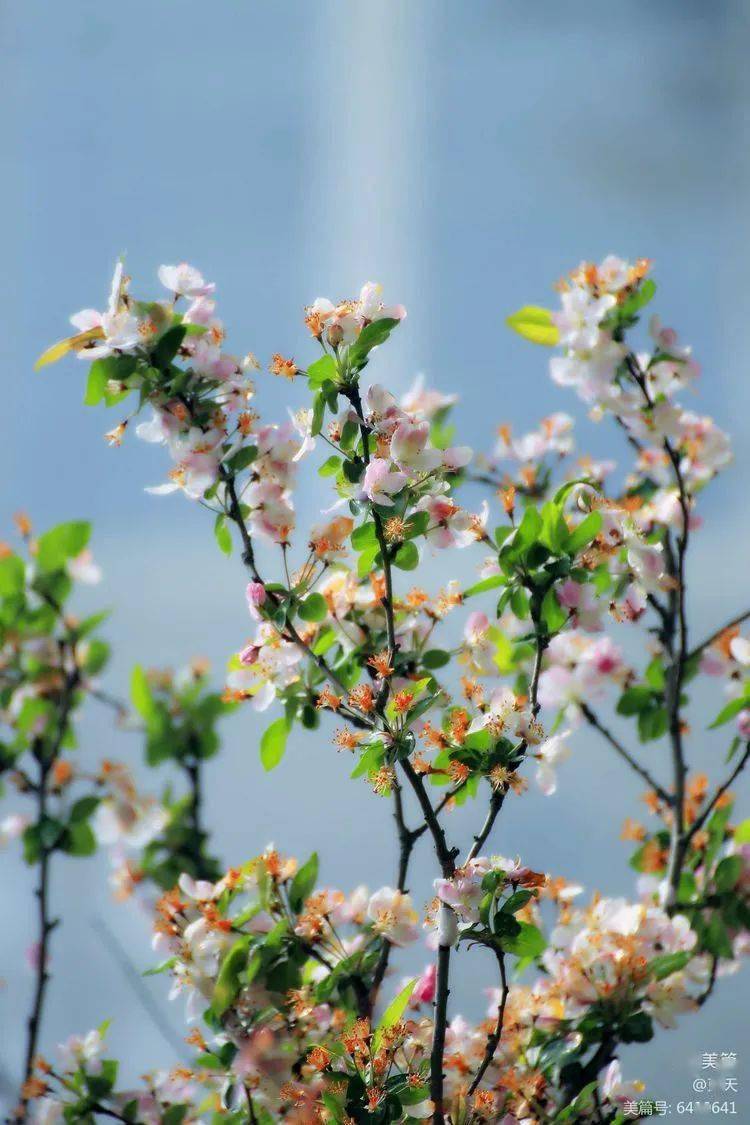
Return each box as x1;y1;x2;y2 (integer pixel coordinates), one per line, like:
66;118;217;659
24;254;750;1124
361;458;408;505
367;886;420;946
535;729;573;796
157;262;215;299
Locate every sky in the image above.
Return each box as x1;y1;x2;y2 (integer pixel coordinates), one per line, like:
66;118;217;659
3;0;750;1111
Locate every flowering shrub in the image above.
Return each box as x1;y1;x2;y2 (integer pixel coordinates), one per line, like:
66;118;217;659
6;254;750;1122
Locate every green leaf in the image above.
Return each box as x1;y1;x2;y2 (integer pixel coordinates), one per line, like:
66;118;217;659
357;543;380;578
541;587;566;634
83;639;110;675
616;686;656;716
64;821;97;856
260;717;290;771
298;593;328;623
649;951;691;982
514;506;542;551
393;541;419;570
37;521;91;572
311;391;326;436
501;889;534;914
213;937;251;1016
539;501;568;554
226;445;258;472
501;921;546;959
734;819;750;845
372;978;416;1055
565;511;602;556
84;362;110;406
348;318;400;370
214;514;233;556
84;356;139;405
463;574;505;599
70;796;100;822
619;1010;654;1043
131;664;155;720
710;694;750;730
307;354;338;388
0;554;25;597
704;914;734;959
506;305;559;346
351;522;377;550
618;278;656;321
422;649;451;670
714;855;743;893
289;852;319;912
152;324;186;368
318;455;341;478
350;741;385;779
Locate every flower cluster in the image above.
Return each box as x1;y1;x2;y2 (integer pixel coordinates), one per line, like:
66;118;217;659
18;253;750;1125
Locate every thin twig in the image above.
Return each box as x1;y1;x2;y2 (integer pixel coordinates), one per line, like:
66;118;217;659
90;916;185;1058
580;702;672;805
625;353;690;906
688;609;750;662
468;949;508;1096
683;744;750;848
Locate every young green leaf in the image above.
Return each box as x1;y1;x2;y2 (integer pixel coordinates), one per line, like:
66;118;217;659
260;717;290;771
506;305;559;346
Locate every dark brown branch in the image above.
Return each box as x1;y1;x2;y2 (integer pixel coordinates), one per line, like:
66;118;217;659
18;662;79;1122
683;743;750;848
625;353;691;906
468;949;508;1096
400;760;457;879
689;609;750;662
368;779;419;1012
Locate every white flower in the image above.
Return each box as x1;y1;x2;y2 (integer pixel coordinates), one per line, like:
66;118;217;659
730;636;750;666
367;887;419;946
66;549;102;585
552;287;616;352
157;263;215;299
58;1029;105;1075
535;730;573;796
32;1098;63;1125
0;813;29;847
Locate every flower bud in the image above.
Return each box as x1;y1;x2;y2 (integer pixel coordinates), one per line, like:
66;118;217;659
326;322;343;347
246;581;267;620
437;902;459;947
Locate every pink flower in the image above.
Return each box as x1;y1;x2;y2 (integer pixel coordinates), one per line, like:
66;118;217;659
737;710;750;740
587;635;623;676
361;459;408;506
390;420;441;473
367;887;419;946
239;643;260;667
411;963;437;1005
246;581;267;620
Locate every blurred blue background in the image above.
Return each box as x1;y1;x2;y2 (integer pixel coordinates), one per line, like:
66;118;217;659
3;0;750;1111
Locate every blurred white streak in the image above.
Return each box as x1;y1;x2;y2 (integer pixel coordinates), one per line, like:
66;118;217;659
307;2;435;389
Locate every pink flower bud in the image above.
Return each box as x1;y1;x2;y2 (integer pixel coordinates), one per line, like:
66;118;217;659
737;709;750;741
411;962;437;1005
246;581;267;620
239;643;260;667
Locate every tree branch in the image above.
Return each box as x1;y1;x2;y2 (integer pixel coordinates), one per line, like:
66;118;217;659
688;609;750;662
17;660;79;1123
468;948;508;1096
580;702;672;805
